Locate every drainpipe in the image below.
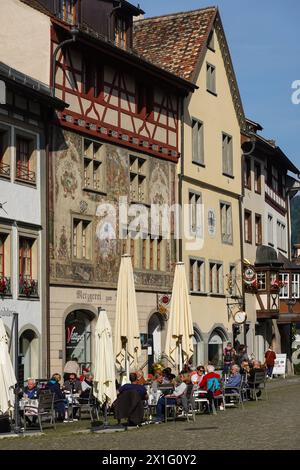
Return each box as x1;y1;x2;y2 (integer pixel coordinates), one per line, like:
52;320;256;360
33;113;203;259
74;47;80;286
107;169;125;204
178;95;185;263
52;27;79;98
45;109;51;378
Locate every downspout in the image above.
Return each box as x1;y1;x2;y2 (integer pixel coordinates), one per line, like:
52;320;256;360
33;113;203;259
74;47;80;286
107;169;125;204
240;134;256;350
51;27;79;98
44;109;51;377
178;95;185;262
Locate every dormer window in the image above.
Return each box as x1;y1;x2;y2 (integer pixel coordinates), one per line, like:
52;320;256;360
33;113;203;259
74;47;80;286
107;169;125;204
59;0;76;24
114;15;132;49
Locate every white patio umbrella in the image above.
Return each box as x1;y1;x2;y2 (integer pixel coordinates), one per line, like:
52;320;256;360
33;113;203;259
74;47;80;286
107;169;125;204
114;254;141;381
93;309;117;407
165;262;194;372
0;318;17;414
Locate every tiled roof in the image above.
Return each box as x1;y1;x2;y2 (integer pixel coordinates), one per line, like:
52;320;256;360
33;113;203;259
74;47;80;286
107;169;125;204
133;7;217;81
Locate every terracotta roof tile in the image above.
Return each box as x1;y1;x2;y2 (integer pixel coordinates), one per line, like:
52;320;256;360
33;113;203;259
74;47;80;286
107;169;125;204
133;7;217;81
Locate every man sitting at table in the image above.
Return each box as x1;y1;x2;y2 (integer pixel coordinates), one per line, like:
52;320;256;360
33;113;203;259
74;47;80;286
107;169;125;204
20;378;39;426
23;378;39;399
155;375;187;424
118;373;148;401
63;373;82;420
225;364;241;391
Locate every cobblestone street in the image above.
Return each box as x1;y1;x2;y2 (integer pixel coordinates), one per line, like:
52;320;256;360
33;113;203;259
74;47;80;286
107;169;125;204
0;377;299;451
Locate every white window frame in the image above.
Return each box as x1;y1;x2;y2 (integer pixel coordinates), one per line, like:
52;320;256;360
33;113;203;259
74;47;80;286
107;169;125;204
279;273;289;299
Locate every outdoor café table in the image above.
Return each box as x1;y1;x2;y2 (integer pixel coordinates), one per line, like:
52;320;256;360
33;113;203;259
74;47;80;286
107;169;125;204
65;392;80;420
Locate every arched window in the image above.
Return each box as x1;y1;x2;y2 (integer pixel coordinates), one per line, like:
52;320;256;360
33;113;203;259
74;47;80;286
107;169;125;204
19;329;39;384
208;328;227;367
65;310;93;371
192;328;204;367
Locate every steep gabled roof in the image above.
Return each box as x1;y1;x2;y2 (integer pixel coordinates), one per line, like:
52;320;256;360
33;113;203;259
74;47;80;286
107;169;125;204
133;7;217;82
134;7;246;130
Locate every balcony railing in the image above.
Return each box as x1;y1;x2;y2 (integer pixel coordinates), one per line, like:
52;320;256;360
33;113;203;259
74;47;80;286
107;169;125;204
0;276;11;296
19;276;39;298
16;161;36;184
0;162;10;178
265;184;286;210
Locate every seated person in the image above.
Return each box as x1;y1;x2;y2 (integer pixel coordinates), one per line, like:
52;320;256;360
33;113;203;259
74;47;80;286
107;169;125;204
247;360;264;398
79;367;89;382
155;375;187;423
80;374;94;401
20;378;39;426
135;369;146;385
240;360;250;378
45;373;65;422
63;373;82;394
118;373;148;401
63;373;82;419
224;364;242;394
22;378;39;399
200;365;222;414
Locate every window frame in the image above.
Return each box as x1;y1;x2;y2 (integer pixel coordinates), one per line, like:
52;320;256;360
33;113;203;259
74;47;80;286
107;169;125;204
255;213;262;246
191;118;204;165
206;62;216;95
222;132;233;177
220;201;233;245
244;210;252;244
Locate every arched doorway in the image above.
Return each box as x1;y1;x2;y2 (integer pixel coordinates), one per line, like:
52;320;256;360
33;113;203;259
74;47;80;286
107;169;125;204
65;310;94;371
192;328;204;367
208;328;227;367
19;329;39;383
148;313;164;369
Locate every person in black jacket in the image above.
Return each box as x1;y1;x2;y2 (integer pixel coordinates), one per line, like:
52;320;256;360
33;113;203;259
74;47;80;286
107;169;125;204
46;373;66;421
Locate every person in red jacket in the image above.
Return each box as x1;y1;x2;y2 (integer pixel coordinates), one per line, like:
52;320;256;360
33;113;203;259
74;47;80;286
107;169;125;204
200;365;222;414
265;346;276;378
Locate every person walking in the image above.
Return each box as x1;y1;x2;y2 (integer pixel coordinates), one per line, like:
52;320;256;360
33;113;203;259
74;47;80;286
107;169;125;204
264;346;276;378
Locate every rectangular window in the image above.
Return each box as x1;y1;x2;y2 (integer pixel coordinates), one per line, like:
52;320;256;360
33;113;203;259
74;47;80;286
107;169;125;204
222;133;233;177
229;264;237;296
189;192;202;238
59;0;76;23
257;272;266;291
16;134;36;184
115;15;130;49
19;238;32;279
192;119;204;165
268;214;273;246
0;128;10;179
209;262;223;294
279;273;289;299
206;63;216;94
220;202;232;244
292;274;300;299
19;235;38;297
207;30;215;51
254;162;261;193
277;221;287;252
136;83;154;118
83;138;106;193
272;166;278;193
255;214;262;246
130;155;147;203
244;210;252;244
190;259;205;293
72;218;92;260
244;157;251;189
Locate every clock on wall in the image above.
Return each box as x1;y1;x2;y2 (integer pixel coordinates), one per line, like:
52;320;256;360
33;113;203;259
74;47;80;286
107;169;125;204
208;208;216;237
234;310;247;324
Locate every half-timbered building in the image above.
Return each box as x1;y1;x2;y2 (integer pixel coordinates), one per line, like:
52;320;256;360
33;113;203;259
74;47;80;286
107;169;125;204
0;0;195;374
242;119;300;367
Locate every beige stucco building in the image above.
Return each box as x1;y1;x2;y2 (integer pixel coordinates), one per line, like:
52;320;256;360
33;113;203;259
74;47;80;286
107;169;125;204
135;8;246;366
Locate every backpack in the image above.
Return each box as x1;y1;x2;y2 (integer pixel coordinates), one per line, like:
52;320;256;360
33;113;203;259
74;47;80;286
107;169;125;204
207;377;220;393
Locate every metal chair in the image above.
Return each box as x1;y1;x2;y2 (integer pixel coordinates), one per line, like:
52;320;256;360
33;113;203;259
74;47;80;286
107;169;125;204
193;390;211;414
78;387;100;421
223;379;244;409
24;392;55;432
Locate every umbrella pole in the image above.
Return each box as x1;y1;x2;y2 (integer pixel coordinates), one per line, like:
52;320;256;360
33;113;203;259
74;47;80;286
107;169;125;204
178;341;183;373
104;399;108;427
125;341;129;382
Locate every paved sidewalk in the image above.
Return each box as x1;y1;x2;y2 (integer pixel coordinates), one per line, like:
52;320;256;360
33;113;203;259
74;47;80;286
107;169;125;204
0;376;299;450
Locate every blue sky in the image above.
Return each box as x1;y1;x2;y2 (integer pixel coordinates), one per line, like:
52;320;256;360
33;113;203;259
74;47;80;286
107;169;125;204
138;0;300;170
